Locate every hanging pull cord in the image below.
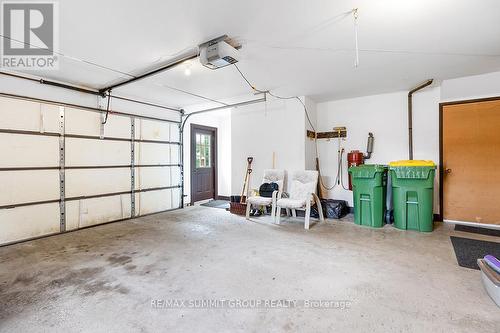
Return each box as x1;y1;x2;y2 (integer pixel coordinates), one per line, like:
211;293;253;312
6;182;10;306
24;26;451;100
102;90;112;124
233;63;316;132
353;8;359;68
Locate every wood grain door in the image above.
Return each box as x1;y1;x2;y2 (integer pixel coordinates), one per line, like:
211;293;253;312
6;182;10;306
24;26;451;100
442;99;500;225
190;124;217;204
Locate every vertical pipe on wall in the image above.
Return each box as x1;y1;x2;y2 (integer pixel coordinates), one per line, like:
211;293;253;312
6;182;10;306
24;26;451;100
408;94;413;160
408;79;433;160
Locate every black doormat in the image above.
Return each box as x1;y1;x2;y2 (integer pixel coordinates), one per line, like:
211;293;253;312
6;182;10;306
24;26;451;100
200;200;230;210
450;236;500;270
454;224;500;237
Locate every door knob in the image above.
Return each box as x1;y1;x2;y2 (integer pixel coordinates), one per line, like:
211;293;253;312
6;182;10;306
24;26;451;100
444;168;452;174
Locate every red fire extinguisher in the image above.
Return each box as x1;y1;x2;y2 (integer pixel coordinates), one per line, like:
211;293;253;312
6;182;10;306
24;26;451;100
347;150;364;190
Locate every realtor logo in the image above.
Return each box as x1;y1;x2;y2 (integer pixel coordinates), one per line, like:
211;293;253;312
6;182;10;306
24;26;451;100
1;1;58;69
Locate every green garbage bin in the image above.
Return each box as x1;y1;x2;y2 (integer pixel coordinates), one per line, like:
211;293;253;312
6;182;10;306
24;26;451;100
389;160;436;232
349;164;388;228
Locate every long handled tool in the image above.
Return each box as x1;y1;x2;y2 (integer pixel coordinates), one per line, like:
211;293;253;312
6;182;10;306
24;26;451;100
240;157;253;203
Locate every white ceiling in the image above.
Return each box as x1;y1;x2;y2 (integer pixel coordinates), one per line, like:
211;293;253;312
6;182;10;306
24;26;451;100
14;0;500;108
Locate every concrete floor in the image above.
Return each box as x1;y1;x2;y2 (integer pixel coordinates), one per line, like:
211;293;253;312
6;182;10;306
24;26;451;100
0;206;498;332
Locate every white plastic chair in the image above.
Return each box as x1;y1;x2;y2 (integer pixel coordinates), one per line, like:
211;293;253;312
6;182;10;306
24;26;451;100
274;170;324;229
245;169;285;220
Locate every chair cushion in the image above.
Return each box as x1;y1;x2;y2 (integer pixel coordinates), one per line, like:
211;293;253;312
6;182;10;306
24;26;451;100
262;169;285;190
288;170;318;202
247;196;273;206
276;198;306;209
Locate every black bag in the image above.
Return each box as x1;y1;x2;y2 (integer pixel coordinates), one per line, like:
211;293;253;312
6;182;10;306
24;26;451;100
323;199;349;219
258;182;279;198
310;199;349;219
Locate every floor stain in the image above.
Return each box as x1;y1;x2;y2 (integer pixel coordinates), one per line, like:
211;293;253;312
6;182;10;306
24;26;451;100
107;254;133;266
48;267;105;288
0;207;498;332
12;272;38;285
0;265;129;321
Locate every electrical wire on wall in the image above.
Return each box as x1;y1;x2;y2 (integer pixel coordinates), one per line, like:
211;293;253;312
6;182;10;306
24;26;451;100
233;63;344;192
335;131;350;191
336;150;350;191
233;8;363;192
315;131;349;191
233;64;316;131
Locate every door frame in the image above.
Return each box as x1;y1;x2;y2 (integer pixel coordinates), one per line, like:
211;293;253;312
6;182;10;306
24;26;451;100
190;123;218;205
438;95;500;222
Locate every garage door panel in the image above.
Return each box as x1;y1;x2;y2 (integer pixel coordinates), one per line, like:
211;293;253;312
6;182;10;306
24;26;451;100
171;166;181;186
0;94;181;246
136;167;171;189
138;119;170;141
172;187;180;208
104;115;132;139
0;133;59;167
139;189;172;215
170;145;180;164
170;123;180;143
65;138;129;166
65;107;131;139
66;168;131;197
136;142;171;165
65;194;131;230
0;203;60;244
0;170;59;206
0;98;60;133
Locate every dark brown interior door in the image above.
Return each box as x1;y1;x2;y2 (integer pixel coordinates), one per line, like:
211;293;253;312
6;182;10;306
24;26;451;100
442;99;500;225
191;124;217;204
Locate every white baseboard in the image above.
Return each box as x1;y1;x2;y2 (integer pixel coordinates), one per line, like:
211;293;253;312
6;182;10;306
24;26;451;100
444;219;500;230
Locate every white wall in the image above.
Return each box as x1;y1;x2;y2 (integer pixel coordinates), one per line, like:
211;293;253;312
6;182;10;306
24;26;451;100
314;70;500;212
316;88;441;209
229;71;500;211
441;71;500;102
304;97;318;171
182;109;231;204
231;96;307;194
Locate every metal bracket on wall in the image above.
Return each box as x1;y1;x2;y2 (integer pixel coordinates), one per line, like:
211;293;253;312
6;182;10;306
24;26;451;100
130;118;136;218
306;127;347;140
59;107;66;232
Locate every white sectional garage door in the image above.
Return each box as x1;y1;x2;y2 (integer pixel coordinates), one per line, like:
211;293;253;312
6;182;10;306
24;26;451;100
0;95;181;245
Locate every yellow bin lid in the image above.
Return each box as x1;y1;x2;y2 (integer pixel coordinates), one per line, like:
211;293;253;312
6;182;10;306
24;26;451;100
389;160;435;167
